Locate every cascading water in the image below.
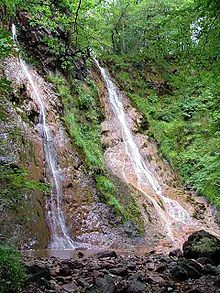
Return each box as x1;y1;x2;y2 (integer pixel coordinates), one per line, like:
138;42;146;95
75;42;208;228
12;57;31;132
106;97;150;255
95;59;192;240
12;24;76;249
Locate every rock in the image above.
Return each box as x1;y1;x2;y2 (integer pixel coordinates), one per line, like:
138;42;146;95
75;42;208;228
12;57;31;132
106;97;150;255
62;282;79;292
94;251;117;259
183;230;220;264
169;249;182;258
216;264;220;274
26;264;51;284
77;251;84;259
171;258;202;280
95;275;116;293
109;267;128;276
185;289;202;293
59;263;71;276
171;265;188;281
197;257;214;266
155;264;166;273
127;276;147;293
203;264;217;275
214;276;220;287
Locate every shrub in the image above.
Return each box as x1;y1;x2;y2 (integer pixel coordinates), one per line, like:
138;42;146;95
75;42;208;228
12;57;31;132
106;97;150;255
0;245;26;292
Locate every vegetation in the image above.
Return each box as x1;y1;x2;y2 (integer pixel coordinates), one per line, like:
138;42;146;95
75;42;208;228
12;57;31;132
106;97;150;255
0;165;49;210
0;244;26;292
48;74;104;169
95;175;144;233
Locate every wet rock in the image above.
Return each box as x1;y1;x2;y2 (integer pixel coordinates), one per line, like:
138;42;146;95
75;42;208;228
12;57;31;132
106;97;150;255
109;267;128;276
214;276;220;287
183;230;220;264
77;251;84;259
155;264;166;273
203;264;217;275
94;251;117;259
171;258;202;280
216;264;220;274
185;289;202;293
26;264;51;284
171;265;188;281
95;275;116;293
62;282;79;292
59;263;71;276
169;249;182;258
127;276;147;293
197;257;214;266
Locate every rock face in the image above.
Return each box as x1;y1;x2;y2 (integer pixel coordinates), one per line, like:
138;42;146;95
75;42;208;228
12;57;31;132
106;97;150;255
183;230;220;264
1;56;145;250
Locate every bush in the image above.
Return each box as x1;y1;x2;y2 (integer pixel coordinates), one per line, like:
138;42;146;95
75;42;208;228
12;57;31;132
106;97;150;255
0;245;26;292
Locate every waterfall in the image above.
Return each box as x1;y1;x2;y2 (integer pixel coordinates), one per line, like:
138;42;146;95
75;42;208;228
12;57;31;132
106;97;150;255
12;24;76;250
95;59;192;240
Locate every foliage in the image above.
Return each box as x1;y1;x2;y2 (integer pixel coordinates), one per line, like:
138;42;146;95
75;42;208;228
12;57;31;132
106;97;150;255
0;28;12;59
95;175;144;232
0;244;26;292
49;74;104;169
95;175;123;214
0;165;50;209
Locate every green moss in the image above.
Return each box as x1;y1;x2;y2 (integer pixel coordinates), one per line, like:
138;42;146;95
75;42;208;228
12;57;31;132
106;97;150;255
96;175;144;233
95;175;123;214
0;165;50;209
49;74;104;169
192;237;219;254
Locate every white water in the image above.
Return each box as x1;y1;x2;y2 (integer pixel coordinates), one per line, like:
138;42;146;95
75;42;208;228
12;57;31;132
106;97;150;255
12;24;76;249
95;59;191;239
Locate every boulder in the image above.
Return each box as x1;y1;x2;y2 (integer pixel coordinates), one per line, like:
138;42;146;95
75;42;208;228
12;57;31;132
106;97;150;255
183;230;220;264
94;251;117;259
171;258;202;280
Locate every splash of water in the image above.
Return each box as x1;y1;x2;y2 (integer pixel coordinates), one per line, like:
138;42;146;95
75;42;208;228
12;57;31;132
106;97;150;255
95;59;191;240
12;24;76;249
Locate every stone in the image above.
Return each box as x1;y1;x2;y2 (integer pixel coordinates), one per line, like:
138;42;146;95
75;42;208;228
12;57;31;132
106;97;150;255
126;278;147;293
62;282;79;292
203;264;217;275
155;264;166;273
109;267;128;276
94;251;117;259
185;289;202;293
95;275;116;293
171;265;188;281
182;230;220;264
59;263;71;276
214;276;220;287
197;257;214;266
26;264;51;284
171;258;202;280
169;249;183;258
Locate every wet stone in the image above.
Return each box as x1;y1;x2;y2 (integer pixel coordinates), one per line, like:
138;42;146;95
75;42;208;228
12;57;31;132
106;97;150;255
62;282;79;292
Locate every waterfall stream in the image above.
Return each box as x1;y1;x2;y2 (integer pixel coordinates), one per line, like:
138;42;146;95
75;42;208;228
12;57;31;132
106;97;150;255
12;24;76;250
95;59;192;240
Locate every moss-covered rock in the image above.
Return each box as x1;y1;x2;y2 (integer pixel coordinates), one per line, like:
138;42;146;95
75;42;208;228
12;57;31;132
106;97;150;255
183;230;220;264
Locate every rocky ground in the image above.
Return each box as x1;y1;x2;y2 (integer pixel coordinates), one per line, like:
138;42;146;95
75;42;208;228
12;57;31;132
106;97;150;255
24;230;220;293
